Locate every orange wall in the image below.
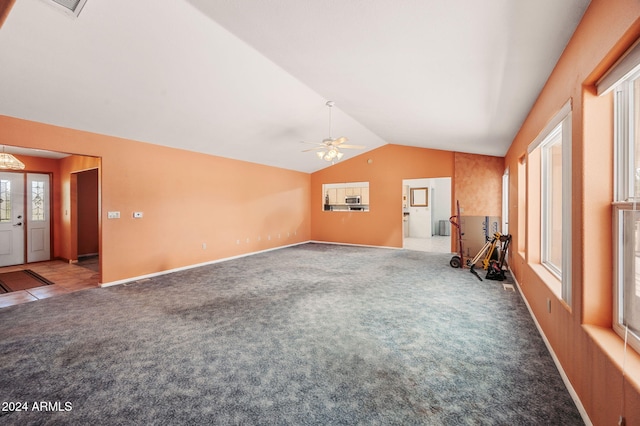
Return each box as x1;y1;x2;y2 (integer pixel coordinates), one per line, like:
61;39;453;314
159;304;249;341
1;115;311;284
504;0;640;424
311;144;455;247
311;144;504;247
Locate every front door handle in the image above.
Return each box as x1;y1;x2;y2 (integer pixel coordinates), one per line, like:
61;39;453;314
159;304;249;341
13;222;22;227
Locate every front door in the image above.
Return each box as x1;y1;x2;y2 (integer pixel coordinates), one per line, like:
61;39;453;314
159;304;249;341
0;172;25;267
0;172;51;267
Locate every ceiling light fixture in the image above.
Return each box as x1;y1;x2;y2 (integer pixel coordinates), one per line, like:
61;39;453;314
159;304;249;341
301;101;365;165
0;147;25;170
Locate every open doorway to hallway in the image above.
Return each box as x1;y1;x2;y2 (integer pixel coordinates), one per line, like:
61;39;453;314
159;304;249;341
73;168;99;272
402;177;452;253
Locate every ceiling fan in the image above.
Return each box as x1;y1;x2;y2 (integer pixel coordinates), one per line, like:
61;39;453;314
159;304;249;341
301;101;365;163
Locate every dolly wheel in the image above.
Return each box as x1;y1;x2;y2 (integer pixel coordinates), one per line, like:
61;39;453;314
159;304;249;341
450;256;462;268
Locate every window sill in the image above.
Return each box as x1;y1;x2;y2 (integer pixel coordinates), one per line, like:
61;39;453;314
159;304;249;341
583;325;640;393
529;262;566;307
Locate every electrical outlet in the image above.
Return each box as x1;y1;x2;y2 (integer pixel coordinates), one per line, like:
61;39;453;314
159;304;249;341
133;212;143;218
202;243;206;250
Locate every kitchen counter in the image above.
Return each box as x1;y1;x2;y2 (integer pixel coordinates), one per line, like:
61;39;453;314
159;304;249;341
324;204;369;211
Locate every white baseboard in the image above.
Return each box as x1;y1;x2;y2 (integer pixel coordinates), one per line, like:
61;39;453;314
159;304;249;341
509;268;592;426
309;240;401;250
100;241;309;288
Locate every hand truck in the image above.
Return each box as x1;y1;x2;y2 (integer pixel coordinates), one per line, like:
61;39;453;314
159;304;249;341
449;200;464;268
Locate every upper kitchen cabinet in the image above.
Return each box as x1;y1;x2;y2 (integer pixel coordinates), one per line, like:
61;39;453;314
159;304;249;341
322;182;370;212
361;187;369;205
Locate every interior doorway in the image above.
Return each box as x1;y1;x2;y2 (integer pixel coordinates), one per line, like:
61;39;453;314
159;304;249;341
402;177;452;253
72;168;99;266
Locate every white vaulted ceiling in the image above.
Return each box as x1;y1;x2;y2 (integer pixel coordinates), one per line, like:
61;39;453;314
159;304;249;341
0;0;590;172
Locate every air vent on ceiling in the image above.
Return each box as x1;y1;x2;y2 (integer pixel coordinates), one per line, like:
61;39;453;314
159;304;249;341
45;0;88;17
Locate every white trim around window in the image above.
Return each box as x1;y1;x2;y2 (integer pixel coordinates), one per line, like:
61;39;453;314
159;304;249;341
611;63;640;352
528;100;573;305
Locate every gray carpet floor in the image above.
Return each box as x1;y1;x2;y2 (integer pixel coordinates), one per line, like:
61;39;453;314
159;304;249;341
0;243;583;425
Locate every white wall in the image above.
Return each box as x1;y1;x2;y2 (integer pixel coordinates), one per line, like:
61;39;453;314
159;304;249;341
403;178;431;238
431;178;452;235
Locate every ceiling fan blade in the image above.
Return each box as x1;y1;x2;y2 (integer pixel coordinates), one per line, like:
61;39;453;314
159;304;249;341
332;136;348;145
302;147;325;152
339;144;365;149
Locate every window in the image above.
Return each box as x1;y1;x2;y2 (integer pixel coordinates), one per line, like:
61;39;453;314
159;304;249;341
541;124;563;276
527;101;572;304
0;179;10;223
322;182;369;212
517;156;526;254
612;68;640;350
31;180;45;221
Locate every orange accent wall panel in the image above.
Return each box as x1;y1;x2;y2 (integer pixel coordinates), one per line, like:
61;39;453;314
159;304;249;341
454;152;504;218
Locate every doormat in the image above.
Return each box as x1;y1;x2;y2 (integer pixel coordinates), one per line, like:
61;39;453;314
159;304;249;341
0;270;54;294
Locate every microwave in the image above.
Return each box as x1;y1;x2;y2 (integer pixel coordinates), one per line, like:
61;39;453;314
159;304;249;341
345;196;361;204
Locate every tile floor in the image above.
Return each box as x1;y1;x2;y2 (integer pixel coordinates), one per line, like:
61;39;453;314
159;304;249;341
0;256;100;308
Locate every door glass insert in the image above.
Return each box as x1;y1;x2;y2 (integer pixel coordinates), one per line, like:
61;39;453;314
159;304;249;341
31;180;45;221
0;179;10;223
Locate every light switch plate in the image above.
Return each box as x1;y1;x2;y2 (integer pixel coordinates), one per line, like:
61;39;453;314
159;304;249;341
133;212;143;218
107;211;120;219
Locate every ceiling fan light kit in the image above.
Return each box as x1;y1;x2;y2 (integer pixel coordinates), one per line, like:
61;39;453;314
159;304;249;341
302;101;364;164
316;149;344;161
